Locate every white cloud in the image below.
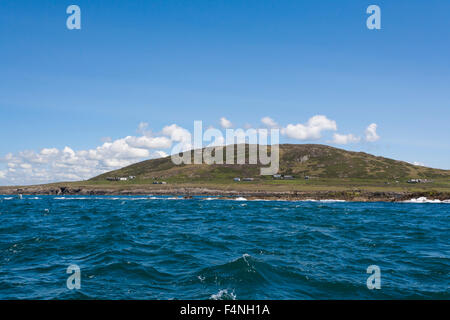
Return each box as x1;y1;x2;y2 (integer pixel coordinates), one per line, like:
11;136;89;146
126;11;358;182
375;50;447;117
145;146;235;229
261;117;278;128
0;127;180;185
93;139;150;159
20;163;32;169
331;133;361;145
220;117;233;129
412;161;425;167
365;123;380;142
152;150;169;158
162;124;191;142
125;136;172;149
63;146;76;157
282;115;337;140
40;148;59;156
137;122;152;135
162;124;192;152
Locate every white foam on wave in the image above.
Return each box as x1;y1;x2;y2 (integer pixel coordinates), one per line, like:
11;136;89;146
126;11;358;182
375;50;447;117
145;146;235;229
403;197;450;204
234;197;247;201
197;275;205;282
51;196;192;201
54;197;90;200
210;289;237;300
231;253;251;265
250;198;347;203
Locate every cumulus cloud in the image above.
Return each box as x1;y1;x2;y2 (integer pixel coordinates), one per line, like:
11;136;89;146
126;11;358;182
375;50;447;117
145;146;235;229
125;136;172;149
331;133;361;145
0;142;163;185
40;148;59;156
281;115;337;140
412;161;425;167
162;124;192;152
365;123;380;142
0;124;183;185
220;117;233;129
261;117;278;128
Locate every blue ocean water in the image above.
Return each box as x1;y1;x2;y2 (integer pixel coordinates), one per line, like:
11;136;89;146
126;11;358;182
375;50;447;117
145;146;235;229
0;195;448;300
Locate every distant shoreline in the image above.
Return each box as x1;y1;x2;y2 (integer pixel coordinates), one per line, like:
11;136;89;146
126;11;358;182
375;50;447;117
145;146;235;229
1;184;449;202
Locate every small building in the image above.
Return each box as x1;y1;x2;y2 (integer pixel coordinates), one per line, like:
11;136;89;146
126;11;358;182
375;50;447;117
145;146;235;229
119;177;128;181
129;176;136;180
242;178;254;181
272;174;295;180
234;177;241;182
304;176;310;180
408;179;432;184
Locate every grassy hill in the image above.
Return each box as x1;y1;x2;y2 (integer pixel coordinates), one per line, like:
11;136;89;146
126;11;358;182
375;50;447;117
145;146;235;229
2;144;449;200
91;144;450;184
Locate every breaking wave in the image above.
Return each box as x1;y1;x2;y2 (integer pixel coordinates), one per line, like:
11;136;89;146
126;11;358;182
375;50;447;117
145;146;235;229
403;197;450;204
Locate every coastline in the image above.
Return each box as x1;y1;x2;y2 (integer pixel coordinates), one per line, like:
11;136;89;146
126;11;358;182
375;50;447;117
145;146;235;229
1;184;449;202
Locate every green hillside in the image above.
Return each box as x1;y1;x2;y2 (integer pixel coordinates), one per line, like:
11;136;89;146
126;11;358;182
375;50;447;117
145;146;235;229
91;144;450;183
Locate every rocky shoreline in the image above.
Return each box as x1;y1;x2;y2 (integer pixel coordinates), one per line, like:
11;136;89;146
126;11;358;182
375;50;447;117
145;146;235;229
0;185;449;202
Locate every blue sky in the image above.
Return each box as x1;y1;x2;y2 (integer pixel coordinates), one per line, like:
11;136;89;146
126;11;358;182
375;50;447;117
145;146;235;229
0;0;449;185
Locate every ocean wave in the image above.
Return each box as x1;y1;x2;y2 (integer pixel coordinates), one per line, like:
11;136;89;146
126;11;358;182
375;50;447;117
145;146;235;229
197;254;261;282
403;197;450;204
288;199;347;203
234;197;247;201
195;254;283;289
1;197;448;299
53;196;158;201
210;289;236;300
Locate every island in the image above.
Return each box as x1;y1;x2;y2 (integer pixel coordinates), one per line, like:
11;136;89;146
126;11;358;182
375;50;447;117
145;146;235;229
1;144;449;202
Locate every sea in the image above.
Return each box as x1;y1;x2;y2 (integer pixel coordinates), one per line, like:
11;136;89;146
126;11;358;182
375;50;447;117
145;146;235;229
0;195;448;299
